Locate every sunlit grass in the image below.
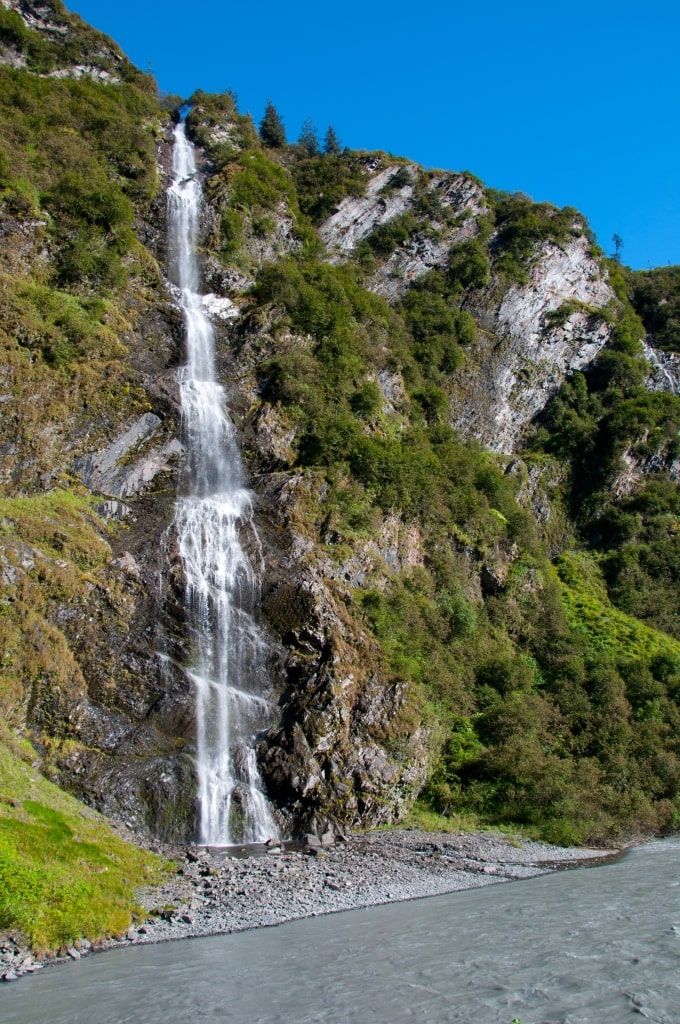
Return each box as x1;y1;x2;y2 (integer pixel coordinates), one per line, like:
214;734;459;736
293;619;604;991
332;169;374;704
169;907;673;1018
556;551;680;662
0;729;171;953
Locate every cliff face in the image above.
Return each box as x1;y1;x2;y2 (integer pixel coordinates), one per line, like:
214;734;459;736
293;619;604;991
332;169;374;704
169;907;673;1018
2;2;680;847
450;238;614;452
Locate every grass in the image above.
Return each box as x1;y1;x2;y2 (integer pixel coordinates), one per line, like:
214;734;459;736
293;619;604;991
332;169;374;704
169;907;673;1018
0;489;110;568
402;803;480;833
556;551;680;662
0;728;170;953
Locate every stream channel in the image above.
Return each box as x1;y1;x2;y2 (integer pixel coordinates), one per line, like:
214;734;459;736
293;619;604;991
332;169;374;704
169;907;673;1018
2;836;679;1023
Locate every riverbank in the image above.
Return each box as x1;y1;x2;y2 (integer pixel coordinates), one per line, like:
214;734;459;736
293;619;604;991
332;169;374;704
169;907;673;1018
0;828;620;981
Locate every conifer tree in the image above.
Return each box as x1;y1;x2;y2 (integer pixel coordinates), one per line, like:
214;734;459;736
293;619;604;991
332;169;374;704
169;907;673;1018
323;125;341;155
298;118;320;157
259;100;286;148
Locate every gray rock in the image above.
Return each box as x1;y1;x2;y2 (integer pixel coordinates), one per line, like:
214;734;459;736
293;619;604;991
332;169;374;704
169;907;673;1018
320;164;416;256
449;237;614;452
75;414;182;499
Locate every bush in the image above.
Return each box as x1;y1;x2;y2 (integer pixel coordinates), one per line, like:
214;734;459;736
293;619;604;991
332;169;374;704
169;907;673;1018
627;264;680;353
490;192;584;280
292;151;368;224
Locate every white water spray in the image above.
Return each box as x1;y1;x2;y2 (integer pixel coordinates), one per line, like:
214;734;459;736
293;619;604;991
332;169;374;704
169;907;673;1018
168;120;278;845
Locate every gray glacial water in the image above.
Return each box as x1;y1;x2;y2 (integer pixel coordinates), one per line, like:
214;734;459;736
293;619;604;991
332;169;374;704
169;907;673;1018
2;837;679;1024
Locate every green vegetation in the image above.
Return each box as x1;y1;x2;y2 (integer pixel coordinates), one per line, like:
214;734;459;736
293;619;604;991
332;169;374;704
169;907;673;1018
531;281;680;645
490;192;587;282
259;99;286;148
292;150;368;224
2;274;124;366
0;64;158;292
233;138;680;842
0;1;153;88
0;18;160;494
186;90;259;166
626;264;680;353
0;490;112;728
0;729;169;952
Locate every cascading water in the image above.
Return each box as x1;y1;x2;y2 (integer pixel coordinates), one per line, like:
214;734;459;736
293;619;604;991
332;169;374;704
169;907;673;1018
167;119;278;846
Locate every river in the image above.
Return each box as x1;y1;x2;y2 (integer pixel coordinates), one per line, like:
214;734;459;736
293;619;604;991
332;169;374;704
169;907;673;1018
2;836;679;1023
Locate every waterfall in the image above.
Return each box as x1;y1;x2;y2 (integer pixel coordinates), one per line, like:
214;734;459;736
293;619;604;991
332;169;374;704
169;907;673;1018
167;120;278;845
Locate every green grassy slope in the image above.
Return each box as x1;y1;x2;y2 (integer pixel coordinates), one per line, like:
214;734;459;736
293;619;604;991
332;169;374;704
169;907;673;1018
0;728;169;952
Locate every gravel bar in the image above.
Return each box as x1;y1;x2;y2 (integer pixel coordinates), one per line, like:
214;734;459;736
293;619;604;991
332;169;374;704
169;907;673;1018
117;829;619;945
0;829;621;981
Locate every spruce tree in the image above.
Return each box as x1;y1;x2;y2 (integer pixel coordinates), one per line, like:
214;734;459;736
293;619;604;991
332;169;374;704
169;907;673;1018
323;125;341;155
298;118;319;157
259;100;286;148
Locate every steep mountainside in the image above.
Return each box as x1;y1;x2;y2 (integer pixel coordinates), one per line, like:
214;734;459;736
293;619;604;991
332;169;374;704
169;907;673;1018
1;0;680;881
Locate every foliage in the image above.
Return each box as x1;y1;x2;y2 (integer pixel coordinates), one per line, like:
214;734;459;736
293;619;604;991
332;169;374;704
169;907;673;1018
0;1;154;91
228;150;293;210
490;192;586;282
447;238;491;290
297;117;319;157
626;264;680;353
1;274;123;366
0;64;158;292
399;272;476;378
356;209;420;262
323;125;342;155
292;150;368;224
530;290;680;645
595;480;680;640
186;90;258;164
0;490;111;726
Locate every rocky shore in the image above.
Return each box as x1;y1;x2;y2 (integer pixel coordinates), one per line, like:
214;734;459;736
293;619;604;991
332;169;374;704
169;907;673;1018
1;828;619;981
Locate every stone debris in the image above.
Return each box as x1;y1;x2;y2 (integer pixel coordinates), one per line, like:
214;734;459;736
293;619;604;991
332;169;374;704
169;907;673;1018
0;938;46;981
114;829;616;950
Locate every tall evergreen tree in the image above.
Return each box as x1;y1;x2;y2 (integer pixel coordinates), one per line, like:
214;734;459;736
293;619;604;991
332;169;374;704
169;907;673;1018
323;125;341;155
259;100;286;148
298;117;319;157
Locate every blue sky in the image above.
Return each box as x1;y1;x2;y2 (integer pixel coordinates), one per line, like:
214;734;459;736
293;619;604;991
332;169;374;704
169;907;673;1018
71;0;679;270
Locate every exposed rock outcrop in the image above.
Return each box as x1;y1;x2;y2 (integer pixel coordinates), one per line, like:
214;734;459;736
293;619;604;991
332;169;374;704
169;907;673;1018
321;163;417;256
644;340;680;395
368;174;487;302
451;238;615;451
254;473;430;834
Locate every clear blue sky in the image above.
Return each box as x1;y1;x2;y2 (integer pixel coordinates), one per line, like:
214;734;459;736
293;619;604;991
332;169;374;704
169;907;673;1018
71;0;679;270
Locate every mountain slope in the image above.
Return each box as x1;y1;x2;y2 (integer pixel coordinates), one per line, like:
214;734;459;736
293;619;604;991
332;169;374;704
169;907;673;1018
0;0;679;866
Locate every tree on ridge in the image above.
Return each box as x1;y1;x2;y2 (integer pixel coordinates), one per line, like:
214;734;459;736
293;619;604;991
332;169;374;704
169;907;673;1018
259;100;286;148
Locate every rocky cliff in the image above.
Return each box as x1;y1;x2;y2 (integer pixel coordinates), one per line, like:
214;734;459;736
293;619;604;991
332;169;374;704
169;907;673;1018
2;1;680;848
